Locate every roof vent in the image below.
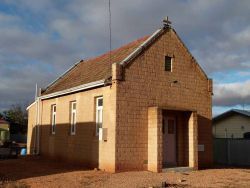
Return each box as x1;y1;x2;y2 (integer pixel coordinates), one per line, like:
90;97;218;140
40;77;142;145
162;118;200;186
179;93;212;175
163;16;172;28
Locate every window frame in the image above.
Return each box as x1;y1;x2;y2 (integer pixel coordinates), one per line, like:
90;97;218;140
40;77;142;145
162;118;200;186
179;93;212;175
165;56;173;72
51;104;56;135
95;97;103;136
70;101;77;135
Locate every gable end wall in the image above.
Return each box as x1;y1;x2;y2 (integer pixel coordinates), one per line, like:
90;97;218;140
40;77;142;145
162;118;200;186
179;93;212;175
115;29;213;171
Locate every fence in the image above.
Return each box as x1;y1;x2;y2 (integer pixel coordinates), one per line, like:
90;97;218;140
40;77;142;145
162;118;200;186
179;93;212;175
214;138;250;166
10;133;27;143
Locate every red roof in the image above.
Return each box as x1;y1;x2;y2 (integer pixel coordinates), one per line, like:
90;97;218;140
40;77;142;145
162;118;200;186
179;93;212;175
0;119;9;124
43;36;149;95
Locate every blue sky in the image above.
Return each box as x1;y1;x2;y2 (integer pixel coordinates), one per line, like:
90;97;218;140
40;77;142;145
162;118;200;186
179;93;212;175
0;0;250;116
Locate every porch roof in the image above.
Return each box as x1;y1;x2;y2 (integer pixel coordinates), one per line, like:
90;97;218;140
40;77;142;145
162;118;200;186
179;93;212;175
150;106;196;112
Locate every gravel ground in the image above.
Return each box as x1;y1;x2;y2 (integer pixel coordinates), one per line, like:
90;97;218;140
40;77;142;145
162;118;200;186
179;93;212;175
1;157;250;188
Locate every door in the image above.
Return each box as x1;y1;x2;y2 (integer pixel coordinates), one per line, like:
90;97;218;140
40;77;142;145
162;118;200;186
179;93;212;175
163;116;177;167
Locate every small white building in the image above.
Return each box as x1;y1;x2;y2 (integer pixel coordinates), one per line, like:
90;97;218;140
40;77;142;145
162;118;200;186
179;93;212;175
213;109;250;139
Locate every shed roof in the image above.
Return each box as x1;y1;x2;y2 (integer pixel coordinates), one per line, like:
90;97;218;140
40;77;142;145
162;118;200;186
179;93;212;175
213;109;250;123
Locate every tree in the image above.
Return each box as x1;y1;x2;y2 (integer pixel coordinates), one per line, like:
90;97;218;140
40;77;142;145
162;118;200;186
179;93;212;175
2;104;28;134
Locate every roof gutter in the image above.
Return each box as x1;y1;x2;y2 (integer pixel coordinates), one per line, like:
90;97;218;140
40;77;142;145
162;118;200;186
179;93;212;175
120;28;165;67
39;79;106;100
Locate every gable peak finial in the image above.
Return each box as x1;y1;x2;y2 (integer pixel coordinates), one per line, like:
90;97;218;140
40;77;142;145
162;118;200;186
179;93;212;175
163;16;172;28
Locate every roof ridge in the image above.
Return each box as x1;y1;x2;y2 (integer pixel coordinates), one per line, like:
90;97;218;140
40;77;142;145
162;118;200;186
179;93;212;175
233;108;246;111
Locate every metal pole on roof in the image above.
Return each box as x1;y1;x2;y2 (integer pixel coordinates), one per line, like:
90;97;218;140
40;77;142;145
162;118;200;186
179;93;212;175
109;0;112;65
35;83;38;100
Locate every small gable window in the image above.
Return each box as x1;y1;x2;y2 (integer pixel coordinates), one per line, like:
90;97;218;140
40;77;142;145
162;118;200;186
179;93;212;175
165;56;172;72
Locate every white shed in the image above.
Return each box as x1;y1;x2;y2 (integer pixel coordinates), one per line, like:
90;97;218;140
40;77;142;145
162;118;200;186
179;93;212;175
213;109;250;139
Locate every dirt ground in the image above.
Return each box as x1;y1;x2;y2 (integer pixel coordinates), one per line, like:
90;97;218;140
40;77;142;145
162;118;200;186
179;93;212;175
0;157;250;188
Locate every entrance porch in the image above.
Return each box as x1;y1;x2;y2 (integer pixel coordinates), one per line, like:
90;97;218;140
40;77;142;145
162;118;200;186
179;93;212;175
148;107;198;172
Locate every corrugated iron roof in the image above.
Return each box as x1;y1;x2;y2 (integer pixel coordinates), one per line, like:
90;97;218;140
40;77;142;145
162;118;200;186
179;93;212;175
213;109;250;122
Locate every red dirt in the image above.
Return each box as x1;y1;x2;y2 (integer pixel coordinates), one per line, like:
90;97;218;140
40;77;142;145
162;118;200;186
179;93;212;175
1;157;250;188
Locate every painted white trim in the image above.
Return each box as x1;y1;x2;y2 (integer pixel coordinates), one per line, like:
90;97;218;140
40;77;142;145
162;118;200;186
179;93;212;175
33;100;37;154
70;101;77;135
171;57;173;72
120;28;164;66
26;101;36;110
96;97;103;136
51;104;56;135
39;79;105;100
37;98;41;155
34;98;41;155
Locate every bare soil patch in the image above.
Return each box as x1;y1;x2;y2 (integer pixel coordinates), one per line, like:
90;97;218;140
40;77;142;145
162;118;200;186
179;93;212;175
1;157;250;188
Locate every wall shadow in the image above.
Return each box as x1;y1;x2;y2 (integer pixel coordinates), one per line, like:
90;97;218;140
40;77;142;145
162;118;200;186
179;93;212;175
0;156;91;181
4;122;100;180
39;122;99;169
197;115;213;169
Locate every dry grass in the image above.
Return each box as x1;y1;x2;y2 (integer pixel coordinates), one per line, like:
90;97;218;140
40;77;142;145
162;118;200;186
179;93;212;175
1;157;250;188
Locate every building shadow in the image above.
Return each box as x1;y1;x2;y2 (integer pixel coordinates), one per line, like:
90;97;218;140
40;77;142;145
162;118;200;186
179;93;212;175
0;156;93;181
197;115;213;169
1;121;100;181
